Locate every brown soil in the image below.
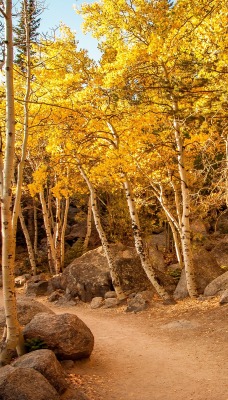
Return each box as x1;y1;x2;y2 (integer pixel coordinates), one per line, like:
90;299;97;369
1;291;228;400
40;296;228;400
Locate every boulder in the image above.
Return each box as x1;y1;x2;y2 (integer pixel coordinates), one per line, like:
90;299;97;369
216;210;228;233
104;291;117;299
126;293;148;313
55;244;167;302
148;244;166;272
12;349;67;394
174;249;224;299
190;219;207;234
220;289;228;305
15;274;28;287
25;273;52;297
90;297;104;309
25;280;49;297
103;298;120;308
0;366;60;400
211;242;228;269
23;312;94;360
0;297;54;337
204;271;228;296
48;290;64;302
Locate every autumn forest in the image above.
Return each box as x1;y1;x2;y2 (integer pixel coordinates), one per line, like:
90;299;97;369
0;0;227;365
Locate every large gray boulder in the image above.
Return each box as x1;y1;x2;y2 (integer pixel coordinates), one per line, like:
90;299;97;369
12;349;67;394
0;297;54;337
204;271;228;296
174;248;223;299
49;244;169;302
23;312;94;360
0;365;60;400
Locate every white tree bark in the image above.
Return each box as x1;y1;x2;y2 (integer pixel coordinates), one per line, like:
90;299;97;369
77;162;126;300
0;0;24;365
83;195;92;253
39;190;56;274
150;181;183;268
54;196;62;274
19;206;37;275
172;100;198;297
33;197;38;256
61;197;69;268
162;62;197;298
123;175;171;300
12;0;31;241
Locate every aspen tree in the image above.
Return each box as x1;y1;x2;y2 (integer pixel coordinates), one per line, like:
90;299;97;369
77;160;126;300
0;0;25;365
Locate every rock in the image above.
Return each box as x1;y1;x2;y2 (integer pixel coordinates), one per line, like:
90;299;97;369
211;242;228;269
148;244;166;272
60;244;165;302
204;271;228;296
138;290;154;302
12;349;67;394
0;297;54;337
104;291;117;299
216;210;228;233
48;290;64;302
23;312;94;360
126;293;148;313
174;249;223;299
173;270;188;300
65;222;87;242
90;297;104;309
48;274;65;292
190;219;207;234
0;366;60;400
60;246;112;302
25;280;49;297
103;298;119;308
163;298;177;305
15;275;27;287
220;289;228;305
0;274;2;288
55;296;77;307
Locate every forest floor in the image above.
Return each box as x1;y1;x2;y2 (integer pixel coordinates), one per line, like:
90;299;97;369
40;295;228;400
1;290;227;400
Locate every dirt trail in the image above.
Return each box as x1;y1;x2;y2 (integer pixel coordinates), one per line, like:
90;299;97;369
41;298;228;400
1;290;228;400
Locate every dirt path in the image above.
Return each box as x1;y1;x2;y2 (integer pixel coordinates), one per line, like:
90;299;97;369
40;297;228;400
1;290;228;399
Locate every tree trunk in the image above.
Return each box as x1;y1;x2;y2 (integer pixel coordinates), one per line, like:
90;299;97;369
33;197;38;256
83;195;92;253
54;196;62;274
19;206;37;275
77;162;126;300
172;100;198;297
61;197;69;268
0;0;24;365
39;190;56;274
150;181;183;269
123;174;171;300
12;0;31;243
